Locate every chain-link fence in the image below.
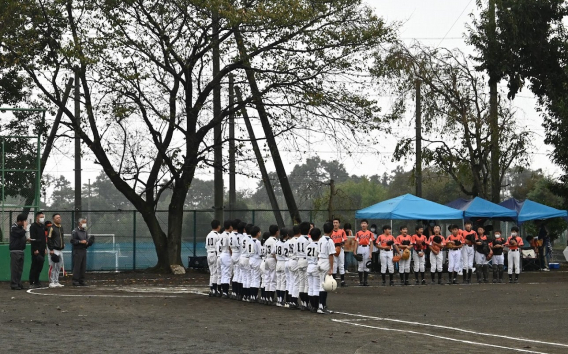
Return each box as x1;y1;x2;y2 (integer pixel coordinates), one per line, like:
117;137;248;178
0;209;358;272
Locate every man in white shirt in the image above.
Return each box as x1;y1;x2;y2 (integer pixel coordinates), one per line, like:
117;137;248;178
205;220;221;297
317;223;335;314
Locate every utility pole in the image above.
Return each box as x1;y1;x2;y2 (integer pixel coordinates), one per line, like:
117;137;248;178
488;0;500;230
228;74;236;219
415;79;422;198
88;178;91;225
74;69;82;215
236;87;285;228
212;11;224;222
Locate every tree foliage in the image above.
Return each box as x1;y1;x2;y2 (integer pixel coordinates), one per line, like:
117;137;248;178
376;45;531;199
0;0;395;270
468;0;568;195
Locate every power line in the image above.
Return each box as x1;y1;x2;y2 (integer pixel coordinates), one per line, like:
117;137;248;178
437;0;474;47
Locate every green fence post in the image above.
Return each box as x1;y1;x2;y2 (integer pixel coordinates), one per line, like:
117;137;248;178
193;211;197;258
309;210;312;223
133;210;136;271
252;210;255;225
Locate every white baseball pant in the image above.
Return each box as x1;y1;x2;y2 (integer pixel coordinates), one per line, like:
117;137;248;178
399;252;411;273
412;249;425;273
492;254;505;266
220;253;232;284
508;250;521;274
207;251;218;286
231;252;241;282
298;259;308;294
462;245;474;270
307;264;320;296
318;259;331;292
356;245;370;272
249;258;262;288
333;248;345;275
380;250;394;274
265;258;277;292
276;260;287;291
430;251;443;272
448;249;462;273
475;251;489;266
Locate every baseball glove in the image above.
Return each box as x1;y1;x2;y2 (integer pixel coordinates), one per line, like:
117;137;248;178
392;254;401;263
402;248;411;260
386;240;394;246
50;254;60;263
431;244;440;255
335;245;341;257
354;254;363;262
454;240;461;246
402;240;411;246
433;236;442;244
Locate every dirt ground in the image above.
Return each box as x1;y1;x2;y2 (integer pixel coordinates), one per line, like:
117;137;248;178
2;268;568;354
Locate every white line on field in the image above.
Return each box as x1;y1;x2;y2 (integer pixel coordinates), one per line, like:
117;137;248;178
26;287;209;298
332;312;568;349
333;319;550;354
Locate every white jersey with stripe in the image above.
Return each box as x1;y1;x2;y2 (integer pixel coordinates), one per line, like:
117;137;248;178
250;238;262;259
229;231;241;253
296;235;310;257
307;240;319;265
264;236;278;259
275;240;287;261
205;231;219;253
239;233;251;257
219;231;231;253
318;236;335;259
288;237;298;259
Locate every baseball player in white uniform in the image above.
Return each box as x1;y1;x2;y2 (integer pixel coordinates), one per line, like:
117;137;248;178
428;226;445;285
249;226;262;302
317;223;335;314
219;220;233;298
296;223;311;311
205;220;221;297
264;227;278;305
238;222;252;301
506;226;524;283
288;227;300;308
274;228;287;307
306;227;320;313
229;220;241;299
460;221;476;284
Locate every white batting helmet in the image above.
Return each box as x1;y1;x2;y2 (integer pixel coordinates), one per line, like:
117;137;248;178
322;274;337;292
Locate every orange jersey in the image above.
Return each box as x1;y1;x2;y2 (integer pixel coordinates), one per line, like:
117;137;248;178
355;230;375;246
428;234;445;246
506;236;524;250
330;229;347;245
395;234;412;247
460;229;476;244
446;234;463;244
376;234;396;249
412;234;428;251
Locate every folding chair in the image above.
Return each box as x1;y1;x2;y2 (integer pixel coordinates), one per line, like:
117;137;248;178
521;249;539;271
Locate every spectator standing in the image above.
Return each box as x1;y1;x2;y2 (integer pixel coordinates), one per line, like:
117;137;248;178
47;213;65;288
71;217;91;286
29;211;47;288
10;214;28;290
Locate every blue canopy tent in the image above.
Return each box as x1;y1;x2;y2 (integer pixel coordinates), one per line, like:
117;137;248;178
355;194;464;220
446;197;517;219
499;198;568;224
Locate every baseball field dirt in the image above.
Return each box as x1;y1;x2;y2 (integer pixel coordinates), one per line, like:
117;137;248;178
1;269;567;353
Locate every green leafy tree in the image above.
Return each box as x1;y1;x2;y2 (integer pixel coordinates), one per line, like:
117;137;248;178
468;0;568;201
378;45;531;199
0;0;394;270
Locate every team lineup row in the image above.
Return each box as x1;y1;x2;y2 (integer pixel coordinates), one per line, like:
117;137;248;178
205;219;338;314
204;219;526;312
347;219;524;286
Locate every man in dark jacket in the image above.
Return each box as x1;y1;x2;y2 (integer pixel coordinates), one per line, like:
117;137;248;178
29;211;46;288
71;217;90;286
10;214;28;290
47;213;65;288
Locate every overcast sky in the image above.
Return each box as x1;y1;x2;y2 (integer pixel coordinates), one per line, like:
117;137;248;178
41;0;561;198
